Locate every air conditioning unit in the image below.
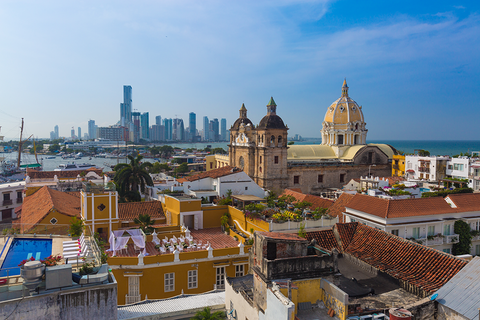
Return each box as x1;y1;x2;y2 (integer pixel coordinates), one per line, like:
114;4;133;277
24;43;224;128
46;264;73;290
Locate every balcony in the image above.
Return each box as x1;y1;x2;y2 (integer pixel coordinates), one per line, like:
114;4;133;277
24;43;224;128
446;234;460;244
2;200;12;206
16;198;23;204
392;164;400;170
418;167;430;173
425;236;444;246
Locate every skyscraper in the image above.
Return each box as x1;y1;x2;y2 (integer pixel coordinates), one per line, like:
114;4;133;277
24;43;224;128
163;118;173;140
155;115;162;126
212;118;219;141
132;112;141;143
173;118;184;141
221;118;227;141
120;85;132;126
189;112;196;142
71;127;75;139
54;125;59;139
140;112;149;140
78;127;81;140
203;116;209;141
88;120;96;140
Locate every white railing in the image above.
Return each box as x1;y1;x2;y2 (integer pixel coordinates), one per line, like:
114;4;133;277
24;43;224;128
446;234;460;244
268;216;339;232
425;236;444;246
125;294;141;304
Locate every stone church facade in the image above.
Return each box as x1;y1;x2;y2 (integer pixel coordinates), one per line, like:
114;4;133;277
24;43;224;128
228;80;396;195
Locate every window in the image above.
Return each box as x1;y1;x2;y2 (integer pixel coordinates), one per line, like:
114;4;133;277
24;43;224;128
259;167;262;173
128;276;140;303
235;265;244;277
368;152;374;164
443;248;451;254
216;267;225;289
476;245;480;256
3;193;10;201
448;165;453;170
259;156;262;164
454;163;464;171
188;270;197;289
2;209;13;220
428;226;435;236
412;227;420;239
278;136;282;145
274;156;279;164
293;176;300;184
245;187;248;190
50;217;58;225
340;174;345;183
317;175;323;183
165;273;175;292
391;229;399;236
338;135;344;145
210;162;213;169
444;224;451;236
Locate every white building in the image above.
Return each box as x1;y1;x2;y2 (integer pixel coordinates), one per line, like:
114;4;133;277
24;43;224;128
0;181;25;221
405;155;450;182
446;157;470;180
469;161;480;191
343;193;480;256
182;166;266;202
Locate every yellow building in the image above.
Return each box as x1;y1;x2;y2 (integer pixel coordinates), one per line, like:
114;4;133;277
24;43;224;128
205;154;230;172
392;154;406;176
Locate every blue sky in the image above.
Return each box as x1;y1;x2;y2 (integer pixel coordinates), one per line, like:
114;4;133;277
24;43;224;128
0;0;479;140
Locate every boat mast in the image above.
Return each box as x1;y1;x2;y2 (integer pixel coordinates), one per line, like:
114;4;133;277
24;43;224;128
17;118;24;168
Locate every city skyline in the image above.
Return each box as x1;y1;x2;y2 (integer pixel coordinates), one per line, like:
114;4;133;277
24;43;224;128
0;1;479;140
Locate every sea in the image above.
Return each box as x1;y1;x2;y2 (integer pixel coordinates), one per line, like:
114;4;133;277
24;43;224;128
2;140;480;172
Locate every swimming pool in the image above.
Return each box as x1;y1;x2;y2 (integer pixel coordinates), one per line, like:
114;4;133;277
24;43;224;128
0;238;53;277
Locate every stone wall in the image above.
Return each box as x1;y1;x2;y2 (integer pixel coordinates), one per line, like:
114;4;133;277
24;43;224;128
0;282;117;320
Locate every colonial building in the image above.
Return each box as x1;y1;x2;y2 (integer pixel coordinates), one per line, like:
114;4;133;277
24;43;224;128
228;80;397;194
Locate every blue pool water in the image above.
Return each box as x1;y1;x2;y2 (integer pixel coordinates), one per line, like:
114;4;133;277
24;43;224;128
0;238;52;277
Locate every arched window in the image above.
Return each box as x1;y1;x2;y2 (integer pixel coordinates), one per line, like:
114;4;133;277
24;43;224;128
238;156;245;169
259;167;262;173
270;135;275;147
278;135;282;146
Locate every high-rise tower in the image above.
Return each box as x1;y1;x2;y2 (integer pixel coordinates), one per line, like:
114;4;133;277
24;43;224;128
203;116;209;141
120;85;132;126
221;118;227;141
189;112;196;142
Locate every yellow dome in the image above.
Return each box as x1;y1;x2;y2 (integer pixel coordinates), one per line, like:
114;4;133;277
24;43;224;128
323;80;364;125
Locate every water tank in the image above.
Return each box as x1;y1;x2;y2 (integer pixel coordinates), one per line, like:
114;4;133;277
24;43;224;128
389;308;412;320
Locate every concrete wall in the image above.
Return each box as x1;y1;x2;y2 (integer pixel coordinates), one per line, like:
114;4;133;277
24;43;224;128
225;278;259;320
321;279;347;320
0;282;117;320
258;283;295;320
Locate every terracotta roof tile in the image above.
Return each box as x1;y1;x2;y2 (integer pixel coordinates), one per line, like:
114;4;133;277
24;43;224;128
118;201;165;222
283;189;334;211
327;193;355;222
183;166;242;182
19;186;81;230
346;194;456;218
446;193;480;212
305;229;339;251
336;222;467;294
26;168;103;179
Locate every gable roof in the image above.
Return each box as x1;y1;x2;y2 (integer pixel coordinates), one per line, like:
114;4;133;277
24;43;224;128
327;193;355;222
283;189;334;210
182;166;242;182
118;201;166;222
335;222;467;295
346;193;456;219
19;186;81;230
434;256;480;320
446;193;480;212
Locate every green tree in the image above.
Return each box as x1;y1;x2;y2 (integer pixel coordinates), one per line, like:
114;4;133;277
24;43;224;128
190;307;226;320
417;149;430;156
159;145;174;158
149;146;161;157
175;162;189;174
134;214;156;234
211;147;227;154
114;154;153;202
452;220;472;255
298;222;306;238
288;141;295;145
69;217;85;237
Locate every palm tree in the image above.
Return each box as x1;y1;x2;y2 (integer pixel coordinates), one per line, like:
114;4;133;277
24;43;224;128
114;154;153;202
133;214;156;234
190;307;226;320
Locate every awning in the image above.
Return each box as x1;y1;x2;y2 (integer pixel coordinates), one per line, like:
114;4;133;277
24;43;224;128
231;195;265;202
406;169;415;173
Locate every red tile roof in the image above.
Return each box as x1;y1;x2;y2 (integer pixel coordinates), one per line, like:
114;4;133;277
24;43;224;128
19;186;81;230
337;222;467;295
283;189;334;210
327;193;355;222
118;201;166;222
346;193;456;218
182;166;242;182
446;193;480;212
27;168;103;179
305;229;339;251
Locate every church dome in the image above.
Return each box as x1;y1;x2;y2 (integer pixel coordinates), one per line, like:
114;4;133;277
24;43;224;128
257;97;287;130
323;79;364;125
232;103;254;130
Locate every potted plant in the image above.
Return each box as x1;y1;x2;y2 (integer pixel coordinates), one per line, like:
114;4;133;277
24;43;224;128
41;255;62;267
18;256;36;269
